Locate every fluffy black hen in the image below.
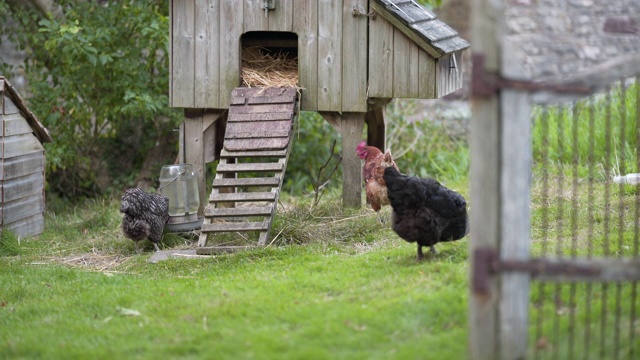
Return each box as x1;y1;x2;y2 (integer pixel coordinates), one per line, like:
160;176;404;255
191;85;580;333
120;188;170;252
383;166;469;260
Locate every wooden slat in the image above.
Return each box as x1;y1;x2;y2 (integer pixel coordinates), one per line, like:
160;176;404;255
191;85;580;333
392;28;420;98
246;94;297;105
204;206;273;217
243;0;268;32
3;94;19;114
341;0;368;112
268;0;293;31
220;149;288;158
293;0;318;111
3;113;32;137
231;86;297;98
216;163;283;173
225;120;292;134
1;193;44;224
1;173;44;203
230;96;245;105
219;0;243;108
212;177;280;187
227;112;293;122
170;0;195;107
368;12;395;98
317;0;342;111
0;152;44;181
210;191;276;202
194;0;220;108
225;130;290;139
1;213;44;238
2;133;44;159
229;103;295;114
418;49;436;98
201;221;269;232
224;138;291;151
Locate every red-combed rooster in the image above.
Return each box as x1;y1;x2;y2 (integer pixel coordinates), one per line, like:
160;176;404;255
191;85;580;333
355;141;399;215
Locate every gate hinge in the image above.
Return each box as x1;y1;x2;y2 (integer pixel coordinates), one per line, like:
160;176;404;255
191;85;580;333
472;247;603;295
471;53;593;98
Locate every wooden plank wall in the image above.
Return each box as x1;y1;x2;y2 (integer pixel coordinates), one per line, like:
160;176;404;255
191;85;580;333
293;0;318;111
170;0;369;112
367;14;439;100
1;100;47;238
436;52;464;98
169;0;459;109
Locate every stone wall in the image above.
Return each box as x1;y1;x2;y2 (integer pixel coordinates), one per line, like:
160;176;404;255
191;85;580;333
437;0;640;84
504;0;640;80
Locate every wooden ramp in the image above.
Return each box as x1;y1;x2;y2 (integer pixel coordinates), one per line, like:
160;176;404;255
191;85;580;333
197;86;299;254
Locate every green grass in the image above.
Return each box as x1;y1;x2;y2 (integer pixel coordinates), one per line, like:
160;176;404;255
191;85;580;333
0;195;470;360
3;87;640;359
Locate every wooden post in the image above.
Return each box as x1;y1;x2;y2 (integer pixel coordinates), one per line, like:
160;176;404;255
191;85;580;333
320;111;365;208
365;106;386;151
469;1;532;359
340;112;365;207
469;0;501;358
181;109;226;215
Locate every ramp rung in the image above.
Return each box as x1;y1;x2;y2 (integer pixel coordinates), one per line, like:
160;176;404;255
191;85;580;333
216;163;284;173
205;206;273;217
199;86;299;251
210;191;276;202
212;177;280;188
220;149;288;158
202;221;268;232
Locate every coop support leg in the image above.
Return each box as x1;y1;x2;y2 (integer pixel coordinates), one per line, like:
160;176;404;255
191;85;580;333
340;112;365;208
365;106;386;151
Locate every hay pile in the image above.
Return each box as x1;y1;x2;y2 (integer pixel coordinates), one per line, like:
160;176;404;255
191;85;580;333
242;47;298;88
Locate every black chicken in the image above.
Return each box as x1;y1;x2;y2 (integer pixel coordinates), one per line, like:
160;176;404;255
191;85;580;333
383;166;469;260
120;188;170;252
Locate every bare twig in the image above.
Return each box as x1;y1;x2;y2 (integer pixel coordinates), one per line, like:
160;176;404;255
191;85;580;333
307;140;342;208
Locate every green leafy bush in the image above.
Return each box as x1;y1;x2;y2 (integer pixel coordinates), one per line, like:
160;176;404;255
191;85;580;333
0;0;181;199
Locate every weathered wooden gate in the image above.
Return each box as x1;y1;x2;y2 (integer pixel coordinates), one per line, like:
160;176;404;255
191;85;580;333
469;1;640;359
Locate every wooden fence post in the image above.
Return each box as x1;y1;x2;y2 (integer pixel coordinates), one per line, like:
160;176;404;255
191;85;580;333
469;1;532;359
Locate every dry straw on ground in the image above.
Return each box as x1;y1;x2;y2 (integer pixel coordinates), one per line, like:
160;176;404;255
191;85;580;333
242;47;299;88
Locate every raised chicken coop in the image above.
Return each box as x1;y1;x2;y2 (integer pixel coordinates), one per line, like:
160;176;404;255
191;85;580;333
168;0;469;251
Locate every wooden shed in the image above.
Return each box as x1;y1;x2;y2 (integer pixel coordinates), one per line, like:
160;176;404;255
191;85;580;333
0;76;52;238
168;0;468;249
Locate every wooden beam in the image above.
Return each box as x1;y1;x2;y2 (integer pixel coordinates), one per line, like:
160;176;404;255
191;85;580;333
469;0;501;358
365;107;386;151
340;112;365;208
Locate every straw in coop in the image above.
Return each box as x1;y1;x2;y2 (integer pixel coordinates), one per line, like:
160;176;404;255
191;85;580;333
241;47;298;88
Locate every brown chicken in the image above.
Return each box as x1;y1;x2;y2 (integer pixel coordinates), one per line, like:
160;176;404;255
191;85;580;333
355;141;399;213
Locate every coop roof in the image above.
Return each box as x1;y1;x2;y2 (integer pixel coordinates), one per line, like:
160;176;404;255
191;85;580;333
371;0;469;58
0;76;52;143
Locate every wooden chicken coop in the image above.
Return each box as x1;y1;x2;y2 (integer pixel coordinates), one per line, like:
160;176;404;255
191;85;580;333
0;76;52;239
169;0;468;250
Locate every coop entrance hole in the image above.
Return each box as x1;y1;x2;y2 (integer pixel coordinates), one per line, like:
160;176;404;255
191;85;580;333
241;31;299;87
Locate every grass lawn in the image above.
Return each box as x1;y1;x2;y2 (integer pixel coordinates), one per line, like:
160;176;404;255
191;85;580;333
0;193;470;360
